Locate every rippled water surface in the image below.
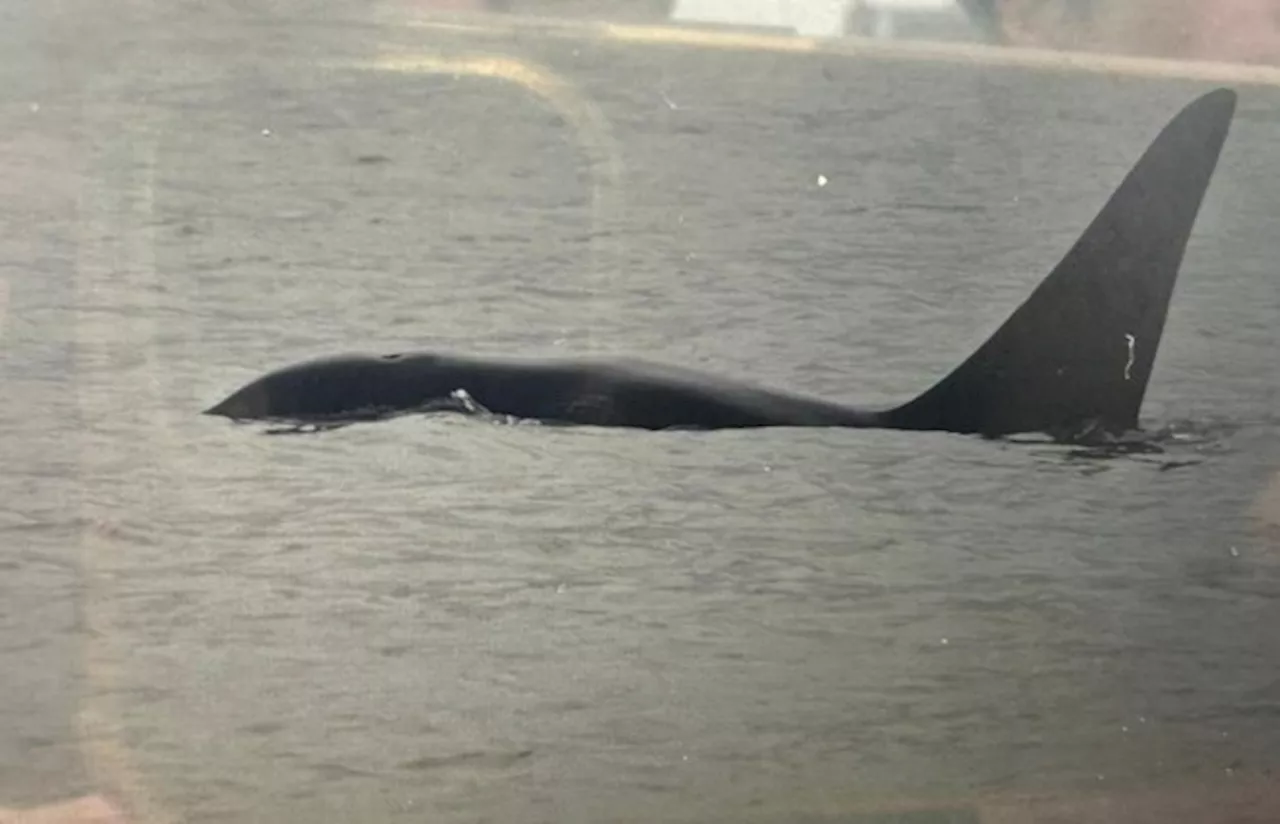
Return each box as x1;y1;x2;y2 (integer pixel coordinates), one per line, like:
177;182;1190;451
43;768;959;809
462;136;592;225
4;3;1280;822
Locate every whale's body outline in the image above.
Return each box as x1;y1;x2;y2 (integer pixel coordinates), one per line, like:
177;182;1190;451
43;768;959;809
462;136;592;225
205;89;1238;441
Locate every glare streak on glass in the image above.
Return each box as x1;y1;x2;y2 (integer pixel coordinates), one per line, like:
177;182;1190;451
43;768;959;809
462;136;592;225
348;52;626;348
72;110;178;824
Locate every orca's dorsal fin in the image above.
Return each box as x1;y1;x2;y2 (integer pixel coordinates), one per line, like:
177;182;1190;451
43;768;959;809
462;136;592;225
884;88;1237;439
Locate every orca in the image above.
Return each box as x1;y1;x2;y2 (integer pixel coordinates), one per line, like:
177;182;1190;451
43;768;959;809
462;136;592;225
205;89;1237;441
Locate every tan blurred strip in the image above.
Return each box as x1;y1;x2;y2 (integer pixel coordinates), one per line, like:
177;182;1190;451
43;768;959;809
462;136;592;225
394;9;1280;87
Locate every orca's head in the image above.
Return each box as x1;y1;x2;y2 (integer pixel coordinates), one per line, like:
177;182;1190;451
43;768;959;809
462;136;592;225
204;352;456;422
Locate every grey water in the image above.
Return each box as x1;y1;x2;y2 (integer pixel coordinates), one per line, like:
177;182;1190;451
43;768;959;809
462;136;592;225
3;3;1280;822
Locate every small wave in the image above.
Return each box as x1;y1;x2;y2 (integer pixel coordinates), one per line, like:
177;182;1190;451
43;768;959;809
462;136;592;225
1014;417;1242;471
399;748;534;772
251;389;545;436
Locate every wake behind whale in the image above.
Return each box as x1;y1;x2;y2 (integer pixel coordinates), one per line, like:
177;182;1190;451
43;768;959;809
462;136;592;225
205;89;1238;443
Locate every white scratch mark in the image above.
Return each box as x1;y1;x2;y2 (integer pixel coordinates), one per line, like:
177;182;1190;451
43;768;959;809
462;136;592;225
1124;333;1136;380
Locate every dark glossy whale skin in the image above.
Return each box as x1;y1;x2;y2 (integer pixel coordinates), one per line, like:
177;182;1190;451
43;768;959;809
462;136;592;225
204;352;886;430
205;88;1238;439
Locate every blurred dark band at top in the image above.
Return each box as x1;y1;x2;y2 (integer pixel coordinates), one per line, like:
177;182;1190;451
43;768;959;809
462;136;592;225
963;0;1280;65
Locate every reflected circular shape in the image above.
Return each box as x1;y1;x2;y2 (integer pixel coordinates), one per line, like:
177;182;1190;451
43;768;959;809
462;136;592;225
70;39;625;824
